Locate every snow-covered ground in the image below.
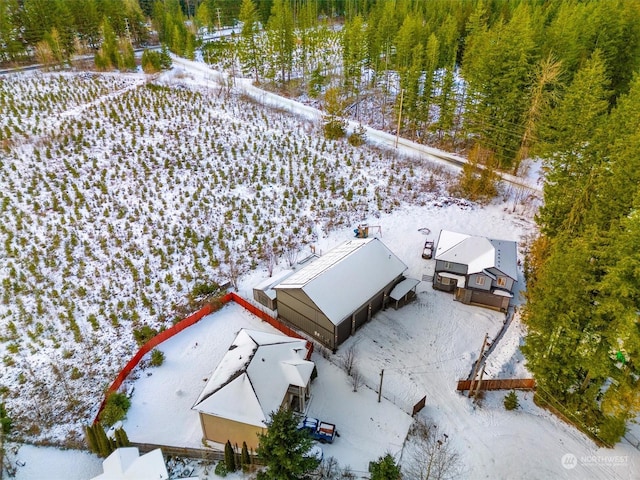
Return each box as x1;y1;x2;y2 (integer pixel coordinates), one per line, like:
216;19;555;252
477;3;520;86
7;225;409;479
1;59;637;480
2;187;608;480
119;204;638;479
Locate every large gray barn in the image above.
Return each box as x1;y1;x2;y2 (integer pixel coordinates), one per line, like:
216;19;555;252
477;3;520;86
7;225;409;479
274;238;407;351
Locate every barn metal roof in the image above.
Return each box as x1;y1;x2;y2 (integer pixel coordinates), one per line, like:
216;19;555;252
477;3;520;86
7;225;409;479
275;238;408;325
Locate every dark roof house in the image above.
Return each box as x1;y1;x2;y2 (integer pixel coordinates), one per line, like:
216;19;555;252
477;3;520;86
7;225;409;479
432;230;518;312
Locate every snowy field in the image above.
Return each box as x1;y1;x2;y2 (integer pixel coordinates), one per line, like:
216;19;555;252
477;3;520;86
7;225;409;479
1;61;638;479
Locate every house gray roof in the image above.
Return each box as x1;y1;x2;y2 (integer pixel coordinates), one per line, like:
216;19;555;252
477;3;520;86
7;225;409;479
192;329;314;428
274;238;407;325
435;230;518;280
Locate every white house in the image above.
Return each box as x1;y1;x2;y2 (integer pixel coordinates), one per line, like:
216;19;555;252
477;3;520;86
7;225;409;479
90;447;184;480
192;329;314;450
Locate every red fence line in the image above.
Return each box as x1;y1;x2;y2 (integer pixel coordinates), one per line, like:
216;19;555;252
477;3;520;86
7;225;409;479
93;296;230;424
94;292;312;423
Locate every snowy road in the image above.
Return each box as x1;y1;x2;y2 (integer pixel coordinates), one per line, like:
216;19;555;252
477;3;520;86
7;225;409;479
170;56;541;194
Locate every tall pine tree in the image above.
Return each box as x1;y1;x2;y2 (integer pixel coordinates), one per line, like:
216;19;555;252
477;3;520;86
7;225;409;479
238;0;261;83
256;407;318;480
537;50;610;238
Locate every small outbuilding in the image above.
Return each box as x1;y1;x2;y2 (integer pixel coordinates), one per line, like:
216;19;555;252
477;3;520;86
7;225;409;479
252;269;295;311
432;230;518;312
90;447;175;480
192;329;314;450
274;238;408;350
252;254;320;310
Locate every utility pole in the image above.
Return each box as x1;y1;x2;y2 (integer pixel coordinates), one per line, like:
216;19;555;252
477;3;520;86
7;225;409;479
124;18;132;44
216;7;222;32
395;88;404;148
469;332;488;398
378;369;384;403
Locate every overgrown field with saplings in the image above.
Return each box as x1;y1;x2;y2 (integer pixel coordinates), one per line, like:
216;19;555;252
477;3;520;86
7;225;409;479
1;0;640;448
0;71;451;445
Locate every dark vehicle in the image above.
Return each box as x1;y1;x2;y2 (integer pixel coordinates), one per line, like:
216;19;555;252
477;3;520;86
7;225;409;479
422;240;434;259
298;417;337;443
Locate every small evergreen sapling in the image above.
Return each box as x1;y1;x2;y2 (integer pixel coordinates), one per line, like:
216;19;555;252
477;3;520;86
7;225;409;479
225;440;236;472
150;348;165;367
504;390;520;410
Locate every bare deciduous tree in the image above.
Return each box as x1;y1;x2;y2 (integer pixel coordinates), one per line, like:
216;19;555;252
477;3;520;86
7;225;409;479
224;250;247;291
261;241;278;277
339;344;358;376
316;456;357;479
350;367;364;392
403;419;462;480
283;233;300;267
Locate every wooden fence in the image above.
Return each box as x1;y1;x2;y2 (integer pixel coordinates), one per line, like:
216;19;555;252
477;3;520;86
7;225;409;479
457;378;535;392
131;442;266;466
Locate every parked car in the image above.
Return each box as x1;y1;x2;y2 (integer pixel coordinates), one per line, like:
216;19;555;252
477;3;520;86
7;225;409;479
298;416;337;443
422;240;434;259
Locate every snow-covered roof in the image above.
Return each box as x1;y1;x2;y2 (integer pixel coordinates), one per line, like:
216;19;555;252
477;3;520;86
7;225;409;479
389;278;420;301
91;447;169;480
275;238;407;324
438;272;467;288
435;230;518;280
192;329;314;428
254;269;296;302
253;269;296;291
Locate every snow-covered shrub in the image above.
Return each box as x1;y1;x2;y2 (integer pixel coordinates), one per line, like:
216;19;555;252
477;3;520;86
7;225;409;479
133;325;159;346
348;124;367;147
150;349;165;367
99;392;131;427
214;461;228;477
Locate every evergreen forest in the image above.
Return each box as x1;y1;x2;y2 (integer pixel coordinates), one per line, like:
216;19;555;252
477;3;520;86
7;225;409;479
1;0;640;444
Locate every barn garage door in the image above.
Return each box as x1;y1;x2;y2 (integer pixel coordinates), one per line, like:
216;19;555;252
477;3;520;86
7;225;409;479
354;306;368;330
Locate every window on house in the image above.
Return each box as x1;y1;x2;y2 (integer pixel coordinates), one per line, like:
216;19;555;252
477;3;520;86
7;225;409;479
441;276;451;285
444;261;452;269
497;276;507;287
475;276;485;286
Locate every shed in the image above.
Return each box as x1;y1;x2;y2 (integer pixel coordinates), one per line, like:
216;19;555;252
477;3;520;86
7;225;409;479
253;269;295;311
389;277;420;309
274;238;407;350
